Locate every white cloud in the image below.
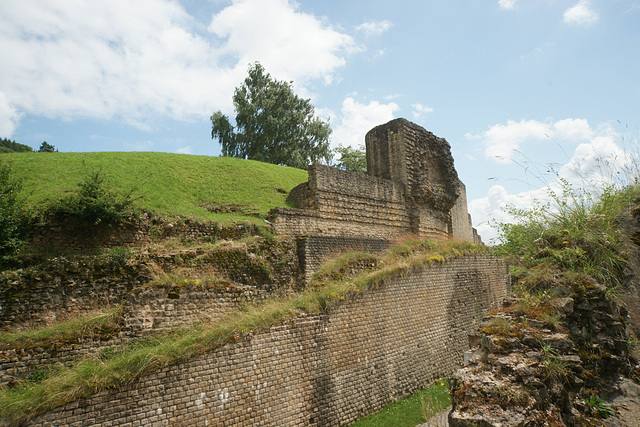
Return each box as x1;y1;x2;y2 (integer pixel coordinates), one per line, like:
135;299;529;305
0;0;354;135
469;124;637;243
331;97;399;148
552;118;595;141
563;1;599;26
476;119;552;163
209;0;355;84
411;103;434;120
470;118;596;164
469;184;538;244
177;145;193;154
355;20;393;37
0;91;21;137
498;0;518;10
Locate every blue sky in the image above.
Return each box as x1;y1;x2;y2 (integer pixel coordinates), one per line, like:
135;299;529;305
2;0;639;241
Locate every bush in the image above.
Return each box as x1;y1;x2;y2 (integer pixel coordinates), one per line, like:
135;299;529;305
0;161;25;266
53;170;138;226
496;179;639;288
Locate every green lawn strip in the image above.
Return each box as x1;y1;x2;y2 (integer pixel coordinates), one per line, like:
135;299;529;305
4;152;307;222
0;241;485;423
350;380;451;427
0;308;123;350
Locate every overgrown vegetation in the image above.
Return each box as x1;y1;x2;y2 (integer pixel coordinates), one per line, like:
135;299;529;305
496;180;639;289
0;161;26;267
50;170;139;226
481;167;640;424
0;138;32;153
0;308;122;351
0;239;484;423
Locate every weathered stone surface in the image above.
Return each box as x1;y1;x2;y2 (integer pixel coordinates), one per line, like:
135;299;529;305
449;285;635;427
269;119;481;278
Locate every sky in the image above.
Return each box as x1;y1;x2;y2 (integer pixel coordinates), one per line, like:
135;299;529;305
1;0;639;242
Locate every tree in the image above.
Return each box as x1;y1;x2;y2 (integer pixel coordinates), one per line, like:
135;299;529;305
211;62;332;169
0;138;33;153
38;141;56;152
334;144;367;174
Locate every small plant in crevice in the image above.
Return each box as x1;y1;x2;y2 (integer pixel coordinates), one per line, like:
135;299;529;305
541;344;570;384
105;246;133;267
586;394;615;419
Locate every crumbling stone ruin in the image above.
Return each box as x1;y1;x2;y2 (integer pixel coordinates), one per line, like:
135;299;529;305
0;119;510;427
268;118;481;278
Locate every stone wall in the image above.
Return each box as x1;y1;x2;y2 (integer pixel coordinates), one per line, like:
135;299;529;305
269;119;481;278
121;282;268;337
0;257;146;329
270;165;410;240
0;282;269;388
296;236;391;281
28;217;257;256
28;255;510;427
449;181;481;244
271;119;470;242
0;237;300;331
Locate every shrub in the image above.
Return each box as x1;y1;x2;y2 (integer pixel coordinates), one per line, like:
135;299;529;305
496;179;639;288
52;170;138;226
0;161;25;266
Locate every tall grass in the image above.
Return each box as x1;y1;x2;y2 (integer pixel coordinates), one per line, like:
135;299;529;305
496;178;639;288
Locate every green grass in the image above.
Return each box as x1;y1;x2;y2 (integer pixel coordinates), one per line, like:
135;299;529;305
0;239;484;423
0;308;122;350
3;152;307;223
350;380;450;427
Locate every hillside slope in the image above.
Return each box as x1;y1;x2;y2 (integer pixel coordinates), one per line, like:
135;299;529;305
4;152;308;222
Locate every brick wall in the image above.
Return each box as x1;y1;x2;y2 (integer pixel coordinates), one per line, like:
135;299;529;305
271;165;410;240
0;258;145;329
0;282;269;388
296;236;391;281
29;256;509;427
270;119;480;247
121;283;269;337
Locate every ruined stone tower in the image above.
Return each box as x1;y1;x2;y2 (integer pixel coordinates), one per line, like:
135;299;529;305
268;118;480;278
365;118;461;239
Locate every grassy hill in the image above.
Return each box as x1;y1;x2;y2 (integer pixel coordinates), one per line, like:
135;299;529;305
4;152;308;223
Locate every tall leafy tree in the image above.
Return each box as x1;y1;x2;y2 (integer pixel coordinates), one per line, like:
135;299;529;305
334;144;367;173
38;141;56;152
211;62;332;169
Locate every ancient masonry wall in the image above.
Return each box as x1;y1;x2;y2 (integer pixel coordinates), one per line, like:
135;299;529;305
297;235;391;281
0;283;269;388
450;181;481;244
30;256;510;427
270;165;410;240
